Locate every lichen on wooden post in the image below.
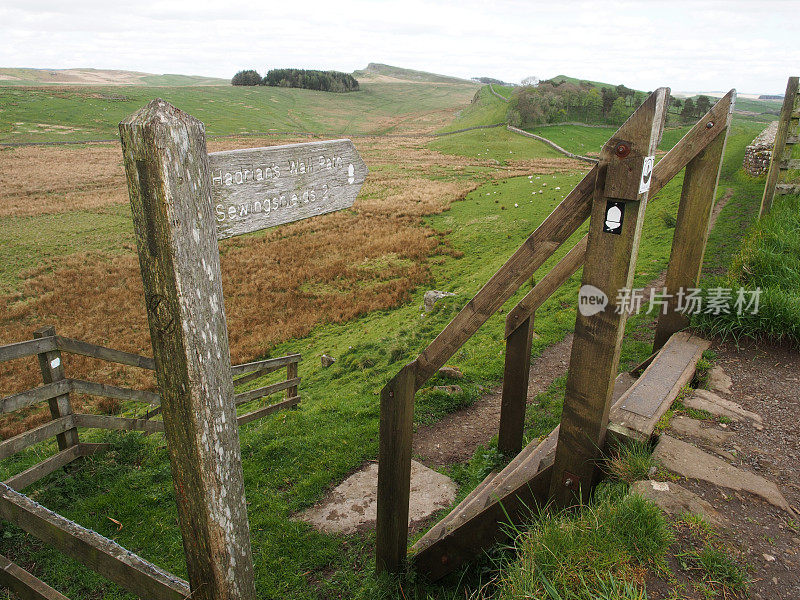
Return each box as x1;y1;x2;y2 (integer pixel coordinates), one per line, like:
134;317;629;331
119;99;256;600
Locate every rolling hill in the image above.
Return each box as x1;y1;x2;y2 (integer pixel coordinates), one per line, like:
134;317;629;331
352;62;473;84
0;67;228;87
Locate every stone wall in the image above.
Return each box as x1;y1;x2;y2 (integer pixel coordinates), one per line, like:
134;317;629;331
742;121;779;177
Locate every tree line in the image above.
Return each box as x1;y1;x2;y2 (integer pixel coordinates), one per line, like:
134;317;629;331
231;69;359;92
508;78;713;127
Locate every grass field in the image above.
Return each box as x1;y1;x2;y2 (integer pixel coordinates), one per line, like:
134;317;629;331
0;75;776;599
0;80;479;143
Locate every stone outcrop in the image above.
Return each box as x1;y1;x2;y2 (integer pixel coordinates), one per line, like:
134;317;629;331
742;121;779;177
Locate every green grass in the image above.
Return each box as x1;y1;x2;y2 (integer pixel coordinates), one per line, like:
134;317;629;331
525;124;690;156
0;68;229;87
437;86;509;132
492;488;671;600
429;127;561;162
353;63;472;84
0;204;135;293
0;80;478;143
608;441;657;485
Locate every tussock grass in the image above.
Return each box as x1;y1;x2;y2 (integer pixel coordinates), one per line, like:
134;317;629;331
491;490;671;600
607;440;657;485
693;193;800;347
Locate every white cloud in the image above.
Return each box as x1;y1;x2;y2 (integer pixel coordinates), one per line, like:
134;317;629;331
0;0;797;93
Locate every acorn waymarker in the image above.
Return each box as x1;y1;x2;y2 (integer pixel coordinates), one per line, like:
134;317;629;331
209;139;368;239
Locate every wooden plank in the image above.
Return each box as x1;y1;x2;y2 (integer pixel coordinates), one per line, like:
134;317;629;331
208;140;368;239
761;78;799;216
34;327;79;451
413;168;597;389
775;183;800;195
779;159;800;169
236;396;299;426
412;464;553;581
0;337;58;364
413;426;558;555
4;446;81;491
69;379;160;405
505;236;588;338
787;135;799;145
55;336;155;370
0;552;70;600
233;377;300;406
498;314;533;456
120;99;256;600
549;88;670;507
286;361;299;405
76;443;110;456
653;121;730;351
610;332;710;439
72;414;164;434
230;353;301;377
375;363;416;574
1;381;72;414
651;91;735;196
0;416;75;460
0;481;190;600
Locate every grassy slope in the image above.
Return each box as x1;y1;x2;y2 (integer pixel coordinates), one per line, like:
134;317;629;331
0;68;228;87
0;80;478;143
436;85;508;132
352;63;471;84
527;123;693;156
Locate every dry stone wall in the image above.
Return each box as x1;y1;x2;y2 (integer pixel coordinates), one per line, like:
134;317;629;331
742;121;779;177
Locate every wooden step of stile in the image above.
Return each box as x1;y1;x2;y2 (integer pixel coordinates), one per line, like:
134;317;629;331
608;331;710;443
411;426;558;554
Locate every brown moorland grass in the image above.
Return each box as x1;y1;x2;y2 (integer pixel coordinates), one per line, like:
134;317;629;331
0;135;577;438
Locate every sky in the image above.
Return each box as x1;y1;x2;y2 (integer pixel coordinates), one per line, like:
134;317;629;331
1;0;798;95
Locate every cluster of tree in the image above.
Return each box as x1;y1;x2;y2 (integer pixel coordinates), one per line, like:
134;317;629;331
508;79;646;127
670;95;712;121
231;69;359;92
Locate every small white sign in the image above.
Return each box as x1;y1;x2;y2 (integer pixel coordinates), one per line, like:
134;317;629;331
639;155;655;194
50;357;61;369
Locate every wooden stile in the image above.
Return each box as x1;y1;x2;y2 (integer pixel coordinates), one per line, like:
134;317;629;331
653;91;734;350
549;88;670;506
120;99;256;600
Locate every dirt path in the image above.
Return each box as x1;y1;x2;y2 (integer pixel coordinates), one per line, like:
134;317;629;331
412;187;735;466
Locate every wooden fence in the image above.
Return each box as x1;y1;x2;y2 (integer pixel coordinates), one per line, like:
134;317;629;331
0;325;300;599
376;89;736;573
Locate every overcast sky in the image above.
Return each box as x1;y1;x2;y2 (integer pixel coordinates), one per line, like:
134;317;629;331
1;0;798;94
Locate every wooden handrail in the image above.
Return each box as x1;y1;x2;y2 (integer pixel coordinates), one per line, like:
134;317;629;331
502;90;736;340
0;337;58;363
55;336;155;370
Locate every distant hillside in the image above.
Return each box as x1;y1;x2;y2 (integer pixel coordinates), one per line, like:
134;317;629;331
353;63;473;84
0;68;228;86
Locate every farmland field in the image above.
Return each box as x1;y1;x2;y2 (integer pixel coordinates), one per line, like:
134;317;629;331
0;73;774;599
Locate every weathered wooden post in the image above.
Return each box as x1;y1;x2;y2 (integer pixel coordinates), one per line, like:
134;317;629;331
549;89;669;506
375;363;416;574
653;91;735;351
498;315;533;457
119;100;257;600
33;325;79;450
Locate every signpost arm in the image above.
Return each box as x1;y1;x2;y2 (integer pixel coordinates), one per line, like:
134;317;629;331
120;99;256;600
549;89;669;506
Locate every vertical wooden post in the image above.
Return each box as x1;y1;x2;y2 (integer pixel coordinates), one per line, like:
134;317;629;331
549;89;669;506
119;99;256;600
760;77;799;217
375;363;416;574
653;103;732;351
287;361;298;407
498;314;534;457
33;326;79;450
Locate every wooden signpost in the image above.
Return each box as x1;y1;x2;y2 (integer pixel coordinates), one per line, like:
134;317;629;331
120;99;366;600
